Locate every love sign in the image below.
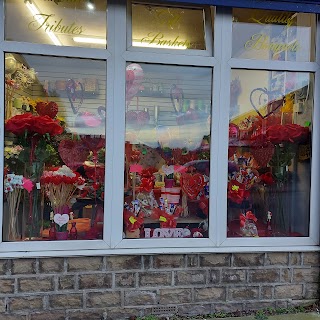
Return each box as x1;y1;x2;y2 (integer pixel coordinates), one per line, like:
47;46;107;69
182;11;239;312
54;214;69;227
144;228;191;238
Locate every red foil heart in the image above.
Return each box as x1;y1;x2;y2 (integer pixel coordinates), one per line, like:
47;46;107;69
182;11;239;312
250;141;275;168
58;140;90;170
181;173;206;200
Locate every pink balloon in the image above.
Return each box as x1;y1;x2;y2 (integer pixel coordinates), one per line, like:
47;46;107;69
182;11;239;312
126;63;144;103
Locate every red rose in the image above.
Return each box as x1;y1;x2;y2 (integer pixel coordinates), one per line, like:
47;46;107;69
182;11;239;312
5;113;34;135
33;116;63;136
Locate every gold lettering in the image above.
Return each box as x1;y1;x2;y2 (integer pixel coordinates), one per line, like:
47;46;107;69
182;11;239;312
245;33;300;53
249;12;295;28
140;32;189;48
28;13;84;36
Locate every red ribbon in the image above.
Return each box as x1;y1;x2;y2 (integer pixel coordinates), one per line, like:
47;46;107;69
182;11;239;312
239;211;257;227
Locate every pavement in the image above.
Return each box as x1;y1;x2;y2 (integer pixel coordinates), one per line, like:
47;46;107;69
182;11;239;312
212;313;320;320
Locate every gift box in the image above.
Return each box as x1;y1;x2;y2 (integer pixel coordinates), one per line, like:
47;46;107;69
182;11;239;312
161;187;181;204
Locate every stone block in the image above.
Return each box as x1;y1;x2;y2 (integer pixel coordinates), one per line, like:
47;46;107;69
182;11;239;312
124;290;157;306
305;283;320;299
9;296;43;311
106;307;142;320
209;269;220;283
261;286;273;299
303;252;320;266
293;267;320;283
0;259;11;275
87;291;121;308
248;269;280;283
178;303;211;316
229;286;259;300
67;257;103;272
221;269;246;283
49;293;82;309
153;254;185;268
194;287;226;301
265;253;288;265
186;255;199;267
38;258;64;273
246;301;275;310
18;277;54;293
106;255;142;270
79;273;112;289
0;298;5;312
139;271;171;287
233;253;264;267
159;288;192;304
287;299;318;307
12;259;36;274
175;270;206;285
200;254;231;267
142;256;152;269
115;272;136;288
0;278;15;294
58;275;75;290
290;253;302;265
280;268;292;282
274;284;303;299
0;315;27;320
213;302;243;313
30;311;65;320
67;309;106;320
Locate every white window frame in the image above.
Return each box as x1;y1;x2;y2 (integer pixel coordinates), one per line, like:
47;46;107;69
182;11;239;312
0;0;319;258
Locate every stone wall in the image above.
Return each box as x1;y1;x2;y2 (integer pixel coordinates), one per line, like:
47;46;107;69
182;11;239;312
0;252;319;320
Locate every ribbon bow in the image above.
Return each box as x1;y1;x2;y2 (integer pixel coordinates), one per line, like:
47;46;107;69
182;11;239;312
240;211;257;227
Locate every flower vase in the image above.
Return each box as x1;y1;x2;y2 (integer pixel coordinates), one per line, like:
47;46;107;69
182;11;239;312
56;231;69;240
23;161;44;240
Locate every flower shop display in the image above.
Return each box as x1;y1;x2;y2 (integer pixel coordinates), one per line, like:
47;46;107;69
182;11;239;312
228;75;312;237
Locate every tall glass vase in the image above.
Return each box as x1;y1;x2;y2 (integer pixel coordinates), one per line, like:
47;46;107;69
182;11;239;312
23;161;44;240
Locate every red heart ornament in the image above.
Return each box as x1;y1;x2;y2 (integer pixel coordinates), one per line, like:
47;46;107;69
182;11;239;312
181;173;206;200
250;141;275;168
58;140;90;170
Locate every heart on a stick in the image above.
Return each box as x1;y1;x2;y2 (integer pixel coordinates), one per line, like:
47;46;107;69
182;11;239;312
250;87;284;119
181;173;206;200
251;141;275;168
58;140;90;170
54;214;69;227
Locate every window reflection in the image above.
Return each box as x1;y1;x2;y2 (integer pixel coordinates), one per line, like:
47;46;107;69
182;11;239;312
123;63;212;239
3;53;106;241
228;69;313;237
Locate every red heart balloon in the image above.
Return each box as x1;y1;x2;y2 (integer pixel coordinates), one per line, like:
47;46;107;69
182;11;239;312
58;140;90;170
181;173;206;200
251;141;275;168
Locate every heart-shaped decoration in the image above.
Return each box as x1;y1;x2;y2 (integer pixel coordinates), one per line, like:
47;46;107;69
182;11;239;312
54;214;69;227
181;173;206;200
58;140;89;170
250;87;284;119
36;101;59;118
251;141;275;168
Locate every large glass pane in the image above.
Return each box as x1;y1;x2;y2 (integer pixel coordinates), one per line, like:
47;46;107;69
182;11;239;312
123;63;212;239
3;53;106;241
131;3;207;50
232;8;316;62
228;69;313;237
5;0;107;48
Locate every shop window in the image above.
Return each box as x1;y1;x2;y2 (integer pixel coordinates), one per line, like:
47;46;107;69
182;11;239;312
232;8;316;62
5;0;107;48
228;69;313;237
123;63;212;239
131;3;207;50
3;53;106;241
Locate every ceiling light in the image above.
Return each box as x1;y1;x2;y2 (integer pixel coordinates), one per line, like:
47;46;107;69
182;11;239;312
25;2;62;46
73;37;106;45
86;0;95;10
132;41;187;50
